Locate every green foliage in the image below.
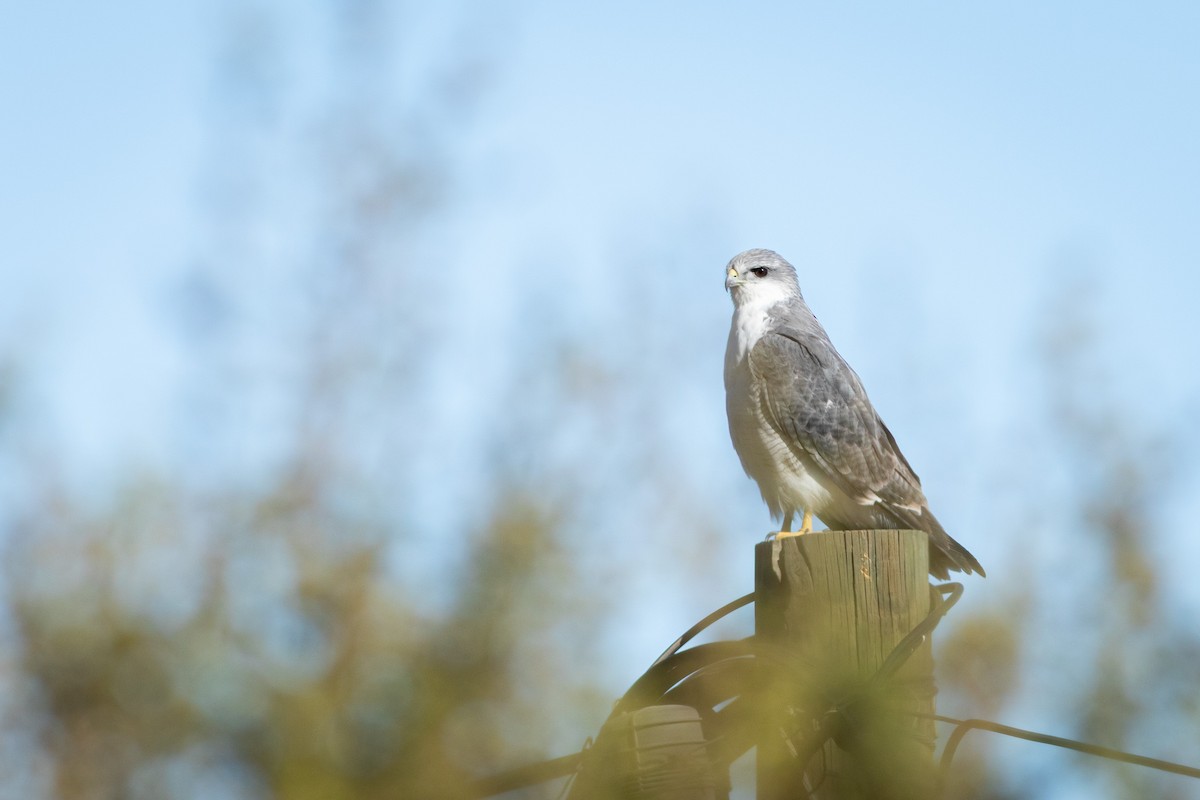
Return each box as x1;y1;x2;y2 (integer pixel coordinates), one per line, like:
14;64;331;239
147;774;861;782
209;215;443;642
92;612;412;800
5;474;587;799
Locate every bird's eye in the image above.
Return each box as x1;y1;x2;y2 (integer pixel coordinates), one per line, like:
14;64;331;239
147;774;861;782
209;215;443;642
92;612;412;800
749;267;769;277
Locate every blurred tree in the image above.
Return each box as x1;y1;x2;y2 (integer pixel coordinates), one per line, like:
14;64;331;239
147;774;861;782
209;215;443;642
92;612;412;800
2;4;608;799
5;474;587;799
937;272;1200;799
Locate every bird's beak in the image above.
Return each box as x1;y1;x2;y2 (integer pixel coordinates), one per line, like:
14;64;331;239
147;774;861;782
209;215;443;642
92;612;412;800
725;266;744;291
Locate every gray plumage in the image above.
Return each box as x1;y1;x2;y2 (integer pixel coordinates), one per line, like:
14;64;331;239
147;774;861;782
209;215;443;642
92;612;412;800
723;248;983;579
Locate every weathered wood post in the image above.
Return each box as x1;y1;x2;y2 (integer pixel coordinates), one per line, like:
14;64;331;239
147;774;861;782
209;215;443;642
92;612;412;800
755;530;937;800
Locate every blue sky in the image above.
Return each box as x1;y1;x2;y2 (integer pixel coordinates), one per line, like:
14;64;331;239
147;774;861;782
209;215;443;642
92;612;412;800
5;0;1198;486
4;0;1200;600
468;0;1200;614
3;1;1200;792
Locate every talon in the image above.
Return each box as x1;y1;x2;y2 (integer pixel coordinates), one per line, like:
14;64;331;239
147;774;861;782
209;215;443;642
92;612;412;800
776;509;813;538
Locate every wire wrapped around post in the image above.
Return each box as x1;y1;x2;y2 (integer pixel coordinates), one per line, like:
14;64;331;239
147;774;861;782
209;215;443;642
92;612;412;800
755;530;940;800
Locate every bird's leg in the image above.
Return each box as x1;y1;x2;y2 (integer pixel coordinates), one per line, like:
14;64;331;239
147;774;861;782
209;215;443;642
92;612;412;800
776;509;812;539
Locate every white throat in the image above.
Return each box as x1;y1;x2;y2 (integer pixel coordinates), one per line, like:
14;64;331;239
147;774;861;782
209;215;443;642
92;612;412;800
727;283;793;362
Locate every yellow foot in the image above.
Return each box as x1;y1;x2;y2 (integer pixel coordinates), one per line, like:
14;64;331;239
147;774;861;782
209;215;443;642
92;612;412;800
775;510;814;538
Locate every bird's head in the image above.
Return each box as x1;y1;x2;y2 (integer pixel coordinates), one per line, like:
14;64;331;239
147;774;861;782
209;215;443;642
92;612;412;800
724;249;802;307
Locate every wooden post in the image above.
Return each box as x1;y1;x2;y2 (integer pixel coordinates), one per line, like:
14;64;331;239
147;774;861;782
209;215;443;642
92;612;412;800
755;530;937;800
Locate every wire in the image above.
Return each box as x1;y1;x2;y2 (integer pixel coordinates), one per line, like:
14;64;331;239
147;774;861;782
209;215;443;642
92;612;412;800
921;713;1200;782
468;585;1200;798
872;582;961;686
467;593;755;799
649;592;755;669
466;752;583;798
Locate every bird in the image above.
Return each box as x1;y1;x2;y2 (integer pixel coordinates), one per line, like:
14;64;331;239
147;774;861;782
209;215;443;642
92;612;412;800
723;248;984;579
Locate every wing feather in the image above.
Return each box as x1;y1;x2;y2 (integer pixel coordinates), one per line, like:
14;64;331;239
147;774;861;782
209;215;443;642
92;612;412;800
747;328;929;515
748;327;986;578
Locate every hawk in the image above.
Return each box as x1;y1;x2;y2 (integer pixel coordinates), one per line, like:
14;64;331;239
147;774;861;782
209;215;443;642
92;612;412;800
723;248;983;579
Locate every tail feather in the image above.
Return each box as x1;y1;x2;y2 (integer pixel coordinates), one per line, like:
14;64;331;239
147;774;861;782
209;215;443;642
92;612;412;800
920;508;985;580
